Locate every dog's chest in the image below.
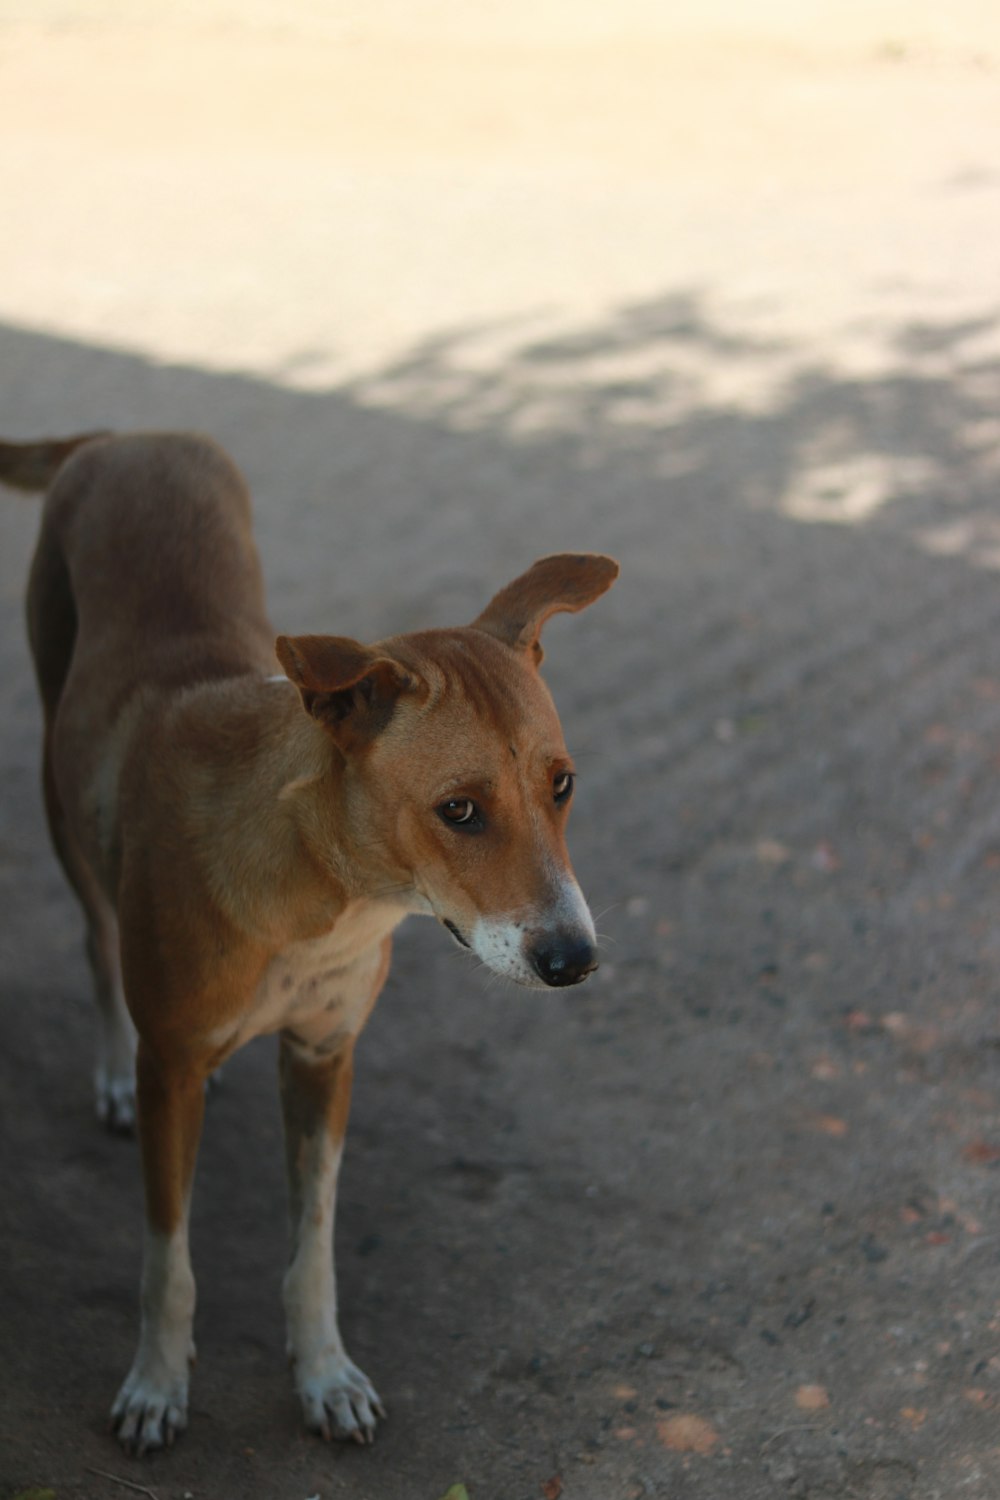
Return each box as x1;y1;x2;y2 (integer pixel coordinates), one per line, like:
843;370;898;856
230;901;404;1051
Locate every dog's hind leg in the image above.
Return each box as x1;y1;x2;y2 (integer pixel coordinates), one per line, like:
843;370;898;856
41;733;137;1131
29;522;137;1131
83;892;136;1133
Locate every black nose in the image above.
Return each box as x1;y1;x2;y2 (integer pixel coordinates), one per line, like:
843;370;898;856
530;935;598;987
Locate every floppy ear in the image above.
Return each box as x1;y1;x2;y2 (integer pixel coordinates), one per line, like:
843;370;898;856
275;634;413;745
471;553;619;657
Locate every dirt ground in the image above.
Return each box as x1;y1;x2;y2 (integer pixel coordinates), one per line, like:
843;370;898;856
3;4;1000;1498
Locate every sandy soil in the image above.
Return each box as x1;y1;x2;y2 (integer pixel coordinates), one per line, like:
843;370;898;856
3;4;1000;1498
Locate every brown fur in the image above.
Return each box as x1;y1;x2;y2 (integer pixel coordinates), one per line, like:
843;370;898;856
0;430;109;492
2;429;618;1453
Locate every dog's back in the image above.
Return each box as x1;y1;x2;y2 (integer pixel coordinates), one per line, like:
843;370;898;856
2;431;291;1136
23;433;277;704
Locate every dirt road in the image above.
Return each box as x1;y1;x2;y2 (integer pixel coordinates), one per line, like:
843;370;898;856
3;5;1000;1497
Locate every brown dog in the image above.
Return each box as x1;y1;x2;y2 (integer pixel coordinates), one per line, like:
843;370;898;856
0;430;617;1454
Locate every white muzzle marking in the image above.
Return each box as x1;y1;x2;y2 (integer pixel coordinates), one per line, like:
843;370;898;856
469;877;597;988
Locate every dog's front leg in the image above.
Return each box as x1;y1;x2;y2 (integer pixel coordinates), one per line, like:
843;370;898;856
280;1032;385;1444
111;1043;204;1454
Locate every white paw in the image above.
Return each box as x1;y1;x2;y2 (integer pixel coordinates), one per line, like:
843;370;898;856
95;1071;136;1135
110;1357;189;1455
296;1353;385;1445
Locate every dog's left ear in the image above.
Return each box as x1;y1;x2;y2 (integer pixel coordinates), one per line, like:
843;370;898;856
471;553;619;658
275;634;414;747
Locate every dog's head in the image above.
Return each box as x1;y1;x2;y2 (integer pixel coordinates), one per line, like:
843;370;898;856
276;553;618;989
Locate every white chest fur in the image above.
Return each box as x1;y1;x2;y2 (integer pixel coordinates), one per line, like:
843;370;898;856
215;899;409;1057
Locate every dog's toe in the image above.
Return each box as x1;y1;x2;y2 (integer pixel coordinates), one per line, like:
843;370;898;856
96;1075;137;1135
298;1355;384;1445
111;1364;189;1456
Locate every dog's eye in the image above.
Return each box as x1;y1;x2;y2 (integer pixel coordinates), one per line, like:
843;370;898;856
553;771;574;803
439;797;478;826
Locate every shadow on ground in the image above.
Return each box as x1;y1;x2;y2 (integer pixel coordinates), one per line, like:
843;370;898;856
3;297;1000;1499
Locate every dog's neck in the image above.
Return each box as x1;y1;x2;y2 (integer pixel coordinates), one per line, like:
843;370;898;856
162;673;409;949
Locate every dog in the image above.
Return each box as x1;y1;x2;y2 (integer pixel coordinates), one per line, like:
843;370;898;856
0;430;618;1455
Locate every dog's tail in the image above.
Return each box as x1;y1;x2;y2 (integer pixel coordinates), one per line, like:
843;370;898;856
0;431;109;493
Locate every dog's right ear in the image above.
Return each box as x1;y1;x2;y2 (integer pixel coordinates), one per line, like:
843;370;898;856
275;634;413;747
